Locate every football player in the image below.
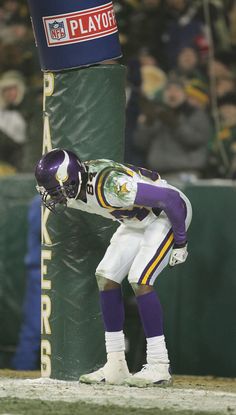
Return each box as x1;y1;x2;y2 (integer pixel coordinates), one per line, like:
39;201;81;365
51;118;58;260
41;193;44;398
35;148;192;387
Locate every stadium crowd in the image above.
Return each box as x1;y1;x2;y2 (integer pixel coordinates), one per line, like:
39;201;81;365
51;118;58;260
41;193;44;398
0;0;236;180
118;0;236;181
0;0;42;174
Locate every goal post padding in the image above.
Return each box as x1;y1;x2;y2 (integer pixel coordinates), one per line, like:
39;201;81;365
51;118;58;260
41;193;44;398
42;64;125;380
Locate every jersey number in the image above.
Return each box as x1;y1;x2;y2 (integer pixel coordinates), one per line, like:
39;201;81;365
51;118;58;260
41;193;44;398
86;172;96;195
86;184;94;195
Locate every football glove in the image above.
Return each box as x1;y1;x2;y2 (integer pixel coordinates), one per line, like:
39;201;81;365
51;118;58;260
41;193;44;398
169;242;188;267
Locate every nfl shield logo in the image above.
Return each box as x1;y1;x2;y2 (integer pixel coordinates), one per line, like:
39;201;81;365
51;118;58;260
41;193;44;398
49;21;66;41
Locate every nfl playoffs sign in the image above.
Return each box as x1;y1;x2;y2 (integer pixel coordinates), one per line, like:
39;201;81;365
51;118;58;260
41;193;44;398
27;0;122;71
43;2;118;47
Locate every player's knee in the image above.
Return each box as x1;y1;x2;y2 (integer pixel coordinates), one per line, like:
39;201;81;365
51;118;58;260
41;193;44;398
95;273;107;290
130;281;154;296
130;282;139;295
95;273;120;291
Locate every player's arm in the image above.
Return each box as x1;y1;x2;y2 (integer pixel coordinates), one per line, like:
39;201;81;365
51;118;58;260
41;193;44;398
134;183;188;266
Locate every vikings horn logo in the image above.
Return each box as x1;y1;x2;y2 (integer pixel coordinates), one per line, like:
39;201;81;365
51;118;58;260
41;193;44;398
49;21;66;41
55;151;69;183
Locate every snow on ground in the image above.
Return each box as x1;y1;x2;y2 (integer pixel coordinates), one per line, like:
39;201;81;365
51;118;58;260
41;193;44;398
0;377;236;414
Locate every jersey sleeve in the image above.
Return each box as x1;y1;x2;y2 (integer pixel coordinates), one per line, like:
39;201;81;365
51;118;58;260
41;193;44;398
134;182;187;245
102;170;138;208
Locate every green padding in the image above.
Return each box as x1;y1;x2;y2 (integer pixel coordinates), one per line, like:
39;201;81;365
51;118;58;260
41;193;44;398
43;65;125;380
0;175;35;366
49;65;126;160
125;184;236;378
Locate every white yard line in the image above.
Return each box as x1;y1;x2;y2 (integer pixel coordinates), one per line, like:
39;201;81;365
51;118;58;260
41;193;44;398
0;377;236;414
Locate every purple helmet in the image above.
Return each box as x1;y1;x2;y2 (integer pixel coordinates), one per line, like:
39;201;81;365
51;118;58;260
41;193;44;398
35;148;85;213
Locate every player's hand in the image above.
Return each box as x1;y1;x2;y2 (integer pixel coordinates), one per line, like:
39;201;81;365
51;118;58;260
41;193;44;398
169;243;188;267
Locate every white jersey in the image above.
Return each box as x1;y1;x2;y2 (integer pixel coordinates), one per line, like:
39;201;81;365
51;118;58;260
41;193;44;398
66;159;192;286
67;159;178;229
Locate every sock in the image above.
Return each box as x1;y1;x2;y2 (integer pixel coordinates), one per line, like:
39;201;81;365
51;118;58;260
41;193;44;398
105;331;125;354
146;335;169;364
136;290;164;338
99;287;124;332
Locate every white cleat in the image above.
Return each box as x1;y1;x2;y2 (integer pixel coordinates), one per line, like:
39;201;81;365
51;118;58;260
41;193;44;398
79;356;130;385
79;366;106;384
125;363;172;388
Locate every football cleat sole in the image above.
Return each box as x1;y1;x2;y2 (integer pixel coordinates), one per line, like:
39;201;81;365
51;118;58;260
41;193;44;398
124;377;173;388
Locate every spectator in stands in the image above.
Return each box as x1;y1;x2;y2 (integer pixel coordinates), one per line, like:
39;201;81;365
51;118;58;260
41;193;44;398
161;0;206;70
113;0;140;58
193;1;232;53
2;0;25;25
208;51;236;81
0;70;27;171
0;0;40;83
139;49;167;100
185;78;209;110
125;56;143;165
0;70;26;108
209;93;236;179
228;1;236;49
125;50;167;165
133;78;212;182
215;76;236;98
173;46;207;82
122;0;166;65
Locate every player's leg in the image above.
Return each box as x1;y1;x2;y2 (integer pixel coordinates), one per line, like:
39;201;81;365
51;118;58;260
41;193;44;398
127;205;192;387
79;224;143;385
127;216;173;387
128;284;172;387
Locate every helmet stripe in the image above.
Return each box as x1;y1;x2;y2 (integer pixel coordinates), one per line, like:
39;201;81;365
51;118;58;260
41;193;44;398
55;150;69;183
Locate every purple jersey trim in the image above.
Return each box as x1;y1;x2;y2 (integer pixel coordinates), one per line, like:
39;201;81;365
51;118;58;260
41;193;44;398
134;183;187;245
